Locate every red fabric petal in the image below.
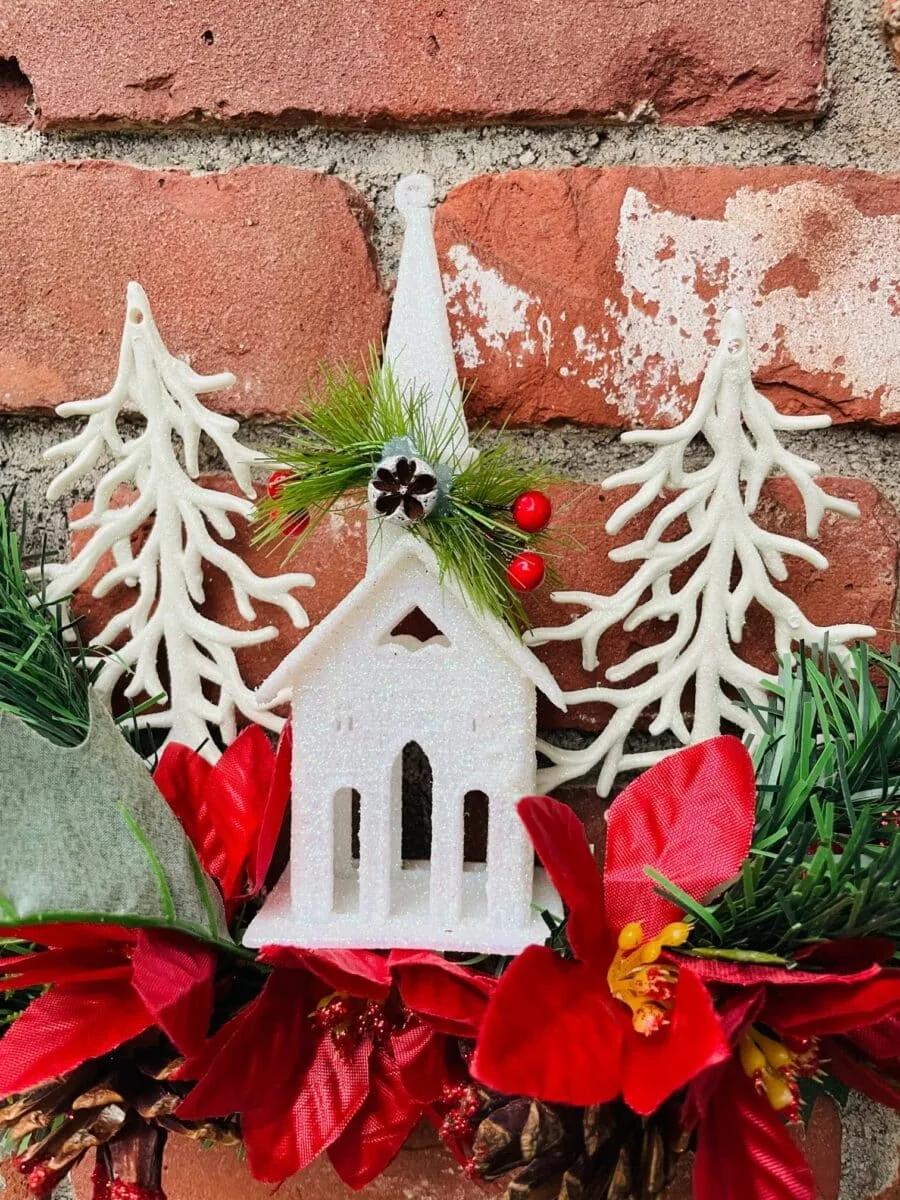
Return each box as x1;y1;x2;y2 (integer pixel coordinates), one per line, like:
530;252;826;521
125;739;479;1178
0;982;151;1097
823;1037;900;1108
604;736;756;938
152;744;226;885
210;726;276;900
247;722;292;896
679;955;880;988
0;924;134;950
389;950;495;1037
261;946;391;1001
796;938;896;972
517;795;607;962
621;964;729;1116
328;1053;425;1189
173;1002;257;1083
383;1019;451;1105
243;1032;372;1184
0;947;131;988
472;945;623;1106
682;986;765;1130
130;930;216;1056
767;970;900;1038
178;970;313;1120
693;1059;815;1200
847;1014;900;1061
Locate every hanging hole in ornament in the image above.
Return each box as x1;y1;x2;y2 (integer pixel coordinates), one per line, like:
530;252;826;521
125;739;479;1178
727;338;743;355
463;790;488;865
400;742;432;864
128;308;144;325
380;607;450;650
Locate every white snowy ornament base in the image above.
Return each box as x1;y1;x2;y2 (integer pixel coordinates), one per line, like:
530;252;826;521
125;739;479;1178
244;865;558;955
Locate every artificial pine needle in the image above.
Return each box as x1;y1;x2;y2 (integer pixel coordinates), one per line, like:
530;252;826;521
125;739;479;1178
256;362;558;632
661;644;900;958
0;496;92;746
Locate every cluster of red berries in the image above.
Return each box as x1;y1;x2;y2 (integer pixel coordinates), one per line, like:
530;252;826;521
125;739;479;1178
312;993;401;1057
17;1160;64;1198
266;469;309;536
507;490;552;594
436;1082;481;1142
266;468;553;596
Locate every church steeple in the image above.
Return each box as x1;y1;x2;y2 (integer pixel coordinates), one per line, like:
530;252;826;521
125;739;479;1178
383;174;473;470
368;174;474;570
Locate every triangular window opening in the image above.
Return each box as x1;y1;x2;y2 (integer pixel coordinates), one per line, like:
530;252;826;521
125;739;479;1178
380;607;450;650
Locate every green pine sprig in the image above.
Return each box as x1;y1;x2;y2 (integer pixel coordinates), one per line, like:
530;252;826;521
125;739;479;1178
0;496;92;747
657;644;900;959
255;361;558;632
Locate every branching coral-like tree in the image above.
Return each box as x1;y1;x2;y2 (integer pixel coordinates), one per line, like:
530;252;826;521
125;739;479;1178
530;309;874;796
43;282;313;760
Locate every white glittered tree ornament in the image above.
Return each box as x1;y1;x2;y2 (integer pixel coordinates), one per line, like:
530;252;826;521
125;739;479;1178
244;176;565;955
42;282;313;760
530;308;874;796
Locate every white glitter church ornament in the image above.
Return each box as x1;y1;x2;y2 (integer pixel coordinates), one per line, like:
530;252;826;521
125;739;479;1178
529;308;874;797
244;175;566;955
41;282;313;761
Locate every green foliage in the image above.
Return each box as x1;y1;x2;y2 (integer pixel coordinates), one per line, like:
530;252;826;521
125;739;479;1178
666;645;900;958
0;496;91;747
255;362;557;632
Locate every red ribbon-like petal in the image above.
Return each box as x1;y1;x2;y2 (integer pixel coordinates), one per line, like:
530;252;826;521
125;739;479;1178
693;1058;815;1200
604;736;756;938
472;944;623;1106
389;949;495;1037
242;1032;372;1184
517;795;608;962
130;929;216;1057
261;946;392;1001
0;982;151;1097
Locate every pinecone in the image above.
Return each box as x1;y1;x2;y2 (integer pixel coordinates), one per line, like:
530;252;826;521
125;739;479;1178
0;1033;239;1199
471;1092;690;1200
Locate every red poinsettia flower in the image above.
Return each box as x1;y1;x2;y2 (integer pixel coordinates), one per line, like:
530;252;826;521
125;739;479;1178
685;944;900;1200
0;923;216;1098
152;723;292;911
473;736;757;1115
177;946;495;1188
0;725;290;1103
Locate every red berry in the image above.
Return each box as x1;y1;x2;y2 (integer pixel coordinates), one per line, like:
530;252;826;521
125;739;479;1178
512;490;552;533
283;510;311;537
507;551;546;593
266;469;294;499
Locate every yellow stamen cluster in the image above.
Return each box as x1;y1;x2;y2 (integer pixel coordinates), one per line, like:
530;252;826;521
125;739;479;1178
607;921;691;1036
739;1027;819;1121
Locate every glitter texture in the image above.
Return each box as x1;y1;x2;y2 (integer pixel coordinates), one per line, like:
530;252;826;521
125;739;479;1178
245;175;564;954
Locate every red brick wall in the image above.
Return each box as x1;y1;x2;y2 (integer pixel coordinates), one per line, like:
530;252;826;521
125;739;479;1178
0;0;898;1196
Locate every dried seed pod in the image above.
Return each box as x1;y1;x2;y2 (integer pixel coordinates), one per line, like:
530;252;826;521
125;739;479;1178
368;454;439;524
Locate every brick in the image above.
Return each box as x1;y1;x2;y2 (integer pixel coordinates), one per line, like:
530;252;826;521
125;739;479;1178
71;1126;480;1199
0;57;31;124
435;168;900;428
0;162;387;418
0;0;825;131
68;476;897;734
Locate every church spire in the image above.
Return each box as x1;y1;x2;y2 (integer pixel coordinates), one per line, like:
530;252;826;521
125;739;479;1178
383;174;472;470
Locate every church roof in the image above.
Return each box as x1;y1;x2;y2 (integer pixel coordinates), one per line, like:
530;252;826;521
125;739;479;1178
257;534;566;710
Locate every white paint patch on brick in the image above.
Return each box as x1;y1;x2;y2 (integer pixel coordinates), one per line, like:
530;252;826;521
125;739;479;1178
443;243;546;368
607;182;900;417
